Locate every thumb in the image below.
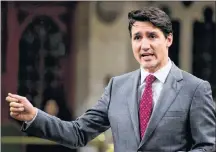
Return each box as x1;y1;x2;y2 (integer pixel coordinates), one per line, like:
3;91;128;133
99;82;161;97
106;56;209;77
8;93;26;101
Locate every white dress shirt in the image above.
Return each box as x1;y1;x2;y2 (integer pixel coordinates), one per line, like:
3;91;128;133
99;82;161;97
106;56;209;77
138;59;172;111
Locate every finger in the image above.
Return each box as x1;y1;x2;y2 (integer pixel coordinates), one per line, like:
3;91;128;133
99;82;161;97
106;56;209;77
10;112;19;117
6;96;19;103
10;107;24;112
8;93;25;101
9;102;24;108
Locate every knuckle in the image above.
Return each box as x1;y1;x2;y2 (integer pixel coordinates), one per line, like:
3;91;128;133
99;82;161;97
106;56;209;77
6;96;11;101
9;102;13;106
10;102;16;107
10;112;13;116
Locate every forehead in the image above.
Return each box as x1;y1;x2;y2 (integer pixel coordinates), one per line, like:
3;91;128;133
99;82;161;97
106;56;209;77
131;21;162;34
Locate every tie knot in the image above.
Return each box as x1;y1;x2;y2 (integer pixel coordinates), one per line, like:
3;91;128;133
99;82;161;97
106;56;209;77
145;74;156;85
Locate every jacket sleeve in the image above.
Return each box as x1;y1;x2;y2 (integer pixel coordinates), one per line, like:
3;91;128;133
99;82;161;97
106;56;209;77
21;78;114;149
188;81;216;152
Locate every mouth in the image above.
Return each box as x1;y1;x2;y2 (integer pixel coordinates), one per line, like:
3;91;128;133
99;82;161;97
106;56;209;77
140;53;154;58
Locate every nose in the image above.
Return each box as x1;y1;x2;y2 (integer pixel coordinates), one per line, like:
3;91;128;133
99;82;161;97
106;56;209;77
141;39;150;51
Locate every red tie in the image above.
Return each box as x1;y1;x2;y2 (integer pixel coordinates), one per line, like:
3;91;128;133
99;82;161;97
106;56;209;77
139;74;156;138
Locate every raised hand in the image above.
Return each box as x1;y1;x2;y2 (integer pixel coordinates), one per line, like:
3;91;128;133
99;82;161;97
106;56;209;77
6;93;37;121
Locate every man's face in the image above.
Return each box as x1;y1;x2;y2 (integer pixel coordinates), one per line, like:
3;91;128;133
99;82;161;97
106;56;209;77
131;21;173;73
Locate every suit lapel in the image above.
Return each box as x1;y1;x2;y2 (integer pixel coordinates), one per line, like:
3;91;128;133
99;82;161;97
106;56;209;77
127;69;141;144
139;63;183;148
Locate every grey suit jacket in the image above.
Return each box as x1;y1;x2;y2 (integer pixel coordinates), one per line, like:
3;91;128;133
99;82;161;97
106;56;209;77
22;63;216;152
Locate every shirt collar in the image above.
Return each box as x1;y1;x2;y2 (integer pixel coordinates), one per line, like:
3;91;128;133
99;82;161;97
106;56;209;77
140;58;172;84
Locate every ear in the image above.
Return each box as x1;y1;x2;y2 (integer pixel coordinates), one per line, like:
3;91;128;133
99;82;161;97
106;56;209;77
166;33;173;48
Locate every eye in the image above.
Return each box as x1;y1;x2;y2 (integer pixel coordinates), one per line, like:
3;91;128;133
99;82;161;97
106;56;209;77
134;35;141;40
148;33;157;39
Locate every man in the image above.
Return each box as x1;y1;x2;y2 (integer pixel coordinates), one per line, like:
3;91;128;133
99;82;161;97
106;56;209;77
6;7;216;152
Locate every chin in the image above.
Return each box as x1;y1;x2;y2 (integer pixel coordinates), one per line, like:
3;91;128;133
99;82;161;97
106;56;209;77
143;65;155;70
142;62;158;71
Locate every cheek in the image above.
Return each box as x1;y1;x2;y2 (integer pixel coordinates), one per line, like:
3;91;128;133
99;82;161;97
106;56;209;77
152;44;166;57
132;44;140;54
154;50;166;61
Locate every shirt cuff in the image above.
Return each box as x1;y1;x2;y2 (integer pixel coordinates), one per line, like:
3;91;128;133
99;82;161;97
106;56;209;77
25;108;38;128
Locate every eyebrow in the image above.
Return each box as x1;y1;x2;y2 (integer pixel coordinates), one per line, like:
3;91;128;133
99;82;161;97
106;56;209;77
146;31;158;35
133;30;159;37
133;32;141;37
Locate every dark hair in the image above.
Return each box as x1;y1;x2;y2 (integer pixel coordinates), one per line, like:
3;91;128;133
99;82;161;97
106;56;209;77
128;7;173;38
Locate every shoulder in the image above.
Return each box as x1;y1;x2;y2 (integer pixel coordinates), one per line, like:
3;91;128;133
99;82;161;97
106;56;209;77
111;69;140;84
104;69;140;94
180;69;211;94
181;70;206;86
171;63;210;91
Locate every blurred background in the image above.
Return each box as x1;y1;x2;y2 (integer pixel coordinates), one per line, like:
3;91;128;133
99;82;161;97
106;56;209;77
1;1;215;152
